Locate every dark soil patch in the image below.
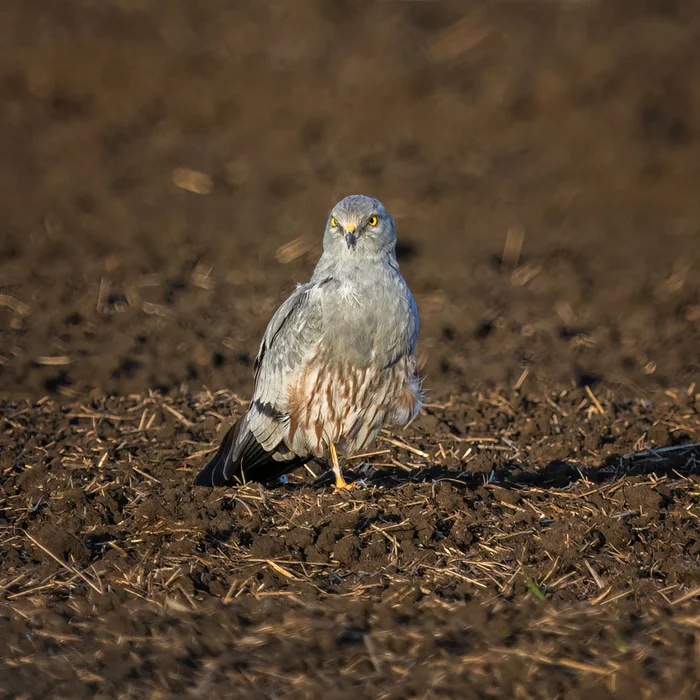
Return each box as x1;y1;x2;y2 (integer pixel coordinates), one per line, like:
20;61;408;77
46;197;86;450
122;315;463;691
2;389;700;697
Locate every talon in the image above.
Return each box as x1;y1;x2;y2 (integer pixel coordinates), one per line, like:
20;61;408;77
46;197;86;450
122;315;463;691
330;443;354;491
334;474;355;491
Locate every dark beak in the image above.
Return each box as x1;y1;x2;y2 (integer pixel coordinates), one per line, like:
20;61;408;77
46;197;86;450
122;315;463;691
345;231;357;249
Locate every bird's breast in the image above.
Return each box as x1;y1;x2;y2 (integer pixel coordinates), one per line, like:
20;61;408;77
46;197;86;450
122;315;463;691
319;274;411;367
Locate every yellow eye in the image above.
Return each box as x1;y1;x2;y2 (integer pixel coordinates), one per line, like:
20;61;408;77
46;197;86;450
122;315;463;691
331;217;338;228
368;215;378;227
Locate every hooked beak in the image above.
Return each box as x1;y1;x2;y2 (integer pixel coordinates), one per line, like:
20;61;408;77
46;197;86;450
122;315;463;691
344;226;357;249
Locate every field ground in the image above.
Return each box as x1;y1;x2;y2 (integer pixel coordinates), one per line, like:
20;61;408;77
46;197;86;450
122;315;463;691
2;389;700;697
2;0;700;698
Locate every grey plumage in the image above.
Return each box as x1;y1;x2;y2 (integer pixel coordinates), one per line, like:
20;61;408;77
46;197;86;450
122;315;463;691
195;194;422;488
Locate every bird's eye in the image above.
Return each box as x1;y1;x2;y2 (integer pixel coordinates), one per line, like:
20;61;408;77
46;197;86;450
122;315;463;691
368;215;378;227
331;217;338;228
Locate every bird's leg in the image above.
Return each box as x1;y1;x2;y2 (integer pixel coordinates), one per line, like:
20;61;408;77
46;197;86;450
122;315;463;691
329;443;353;490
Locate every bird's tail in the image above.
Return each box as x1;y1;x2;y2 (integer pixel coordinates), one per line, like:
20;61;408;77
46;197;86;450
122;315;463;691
193;415;309;487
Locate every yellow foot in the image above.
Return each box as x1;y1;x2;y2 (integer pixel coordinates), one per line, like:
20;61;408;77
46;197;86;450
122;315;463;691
329;443;355;491
334;474;355;491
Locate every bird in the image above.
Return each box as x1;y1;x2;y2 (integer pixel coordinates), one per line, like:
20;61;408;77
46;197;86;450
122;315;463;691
194;194;423;490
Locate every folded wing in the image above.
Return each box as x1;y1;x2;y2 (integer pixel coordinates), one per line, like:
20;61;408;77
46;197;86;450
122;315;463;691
194;283;324;486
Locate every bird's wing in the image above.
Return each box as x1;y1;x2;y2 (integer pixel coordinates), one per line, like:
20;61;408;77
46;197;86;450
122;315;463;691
194;281;326;487
248;281;324;450
192;416;310;487
253;282;315;381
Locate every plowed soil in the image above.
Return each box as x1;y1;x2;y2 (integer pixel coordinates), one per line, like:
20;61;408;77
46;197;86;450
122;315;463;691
2;1;700;698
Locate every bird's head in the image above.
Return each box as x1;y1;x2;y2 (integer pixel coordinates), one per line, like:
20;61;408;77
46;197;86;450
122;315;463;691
323;195;397;260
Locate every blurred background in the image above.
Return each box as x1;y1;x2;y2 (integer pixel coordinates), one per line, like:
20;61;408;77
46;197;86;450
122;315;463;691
0;0;699;400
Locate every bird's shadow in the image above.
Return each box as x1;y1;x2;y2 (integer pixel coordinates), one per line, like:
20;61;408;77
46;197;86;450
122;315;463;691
203;444;699;547
293;443;700;492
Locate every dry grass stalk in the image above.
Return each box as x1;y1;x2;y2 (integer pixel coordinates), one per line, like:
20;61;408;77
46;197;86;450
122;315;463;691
171;167;213;194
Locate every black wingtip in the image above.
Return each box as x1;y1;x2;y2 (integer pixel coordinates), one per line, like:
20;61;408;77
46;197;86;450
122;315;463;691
193;416;312;488
193;422;239;487
193;456;220;487
193;450;224;487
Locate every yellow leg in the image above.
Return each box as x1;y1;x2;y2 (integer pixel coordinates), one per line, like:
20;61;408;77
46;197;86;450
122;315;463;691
329;443;354;490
